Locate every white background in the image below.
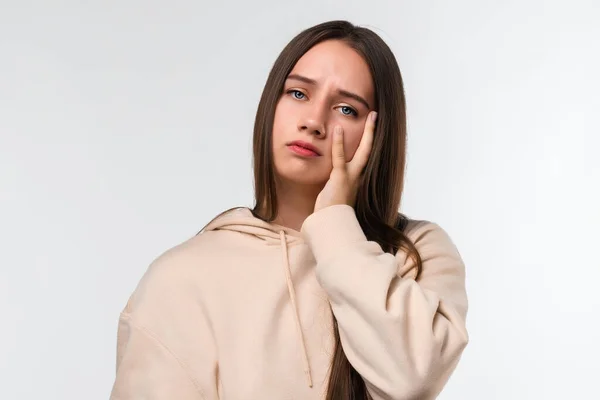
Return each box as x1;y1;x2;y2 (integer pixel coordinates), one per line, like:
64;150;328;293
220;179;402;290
1;1;599;399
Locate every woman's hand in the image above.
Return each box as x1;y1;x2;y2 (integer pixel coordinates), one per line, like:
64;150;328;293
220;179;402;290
314;111;377;213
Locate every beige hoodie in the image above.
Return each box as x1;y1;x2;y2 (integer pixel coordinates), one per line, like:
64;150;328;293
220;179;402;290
110;205;468;400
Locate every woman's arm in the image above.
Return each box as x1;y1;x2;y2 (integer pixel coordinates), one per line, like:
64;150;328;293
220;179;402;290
301;205;469;400
109;247;219;400
110;313;206;399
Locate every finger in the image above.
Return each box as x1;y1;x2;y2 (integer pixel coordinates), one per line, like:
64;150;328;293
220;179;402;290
331;125;346;170
349;111;377;176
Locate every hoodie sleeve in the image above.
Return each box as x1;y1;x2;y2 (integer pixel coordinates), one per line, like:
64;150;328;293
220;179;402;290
110;314;205;400
301;205;468;400
109;247;219;400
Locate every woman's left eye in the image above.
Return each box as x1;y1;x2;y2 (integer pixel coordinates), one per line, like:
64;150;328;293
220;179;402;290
289;90;306;100
339;106;358;117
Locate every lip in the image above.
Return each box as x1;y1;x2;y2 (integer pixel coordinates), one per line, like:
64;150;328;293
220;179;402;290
286;140;322;157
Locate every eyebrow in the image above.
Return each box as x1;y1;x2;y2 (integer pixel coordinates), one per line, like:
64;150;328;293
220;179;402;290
286;73;371;110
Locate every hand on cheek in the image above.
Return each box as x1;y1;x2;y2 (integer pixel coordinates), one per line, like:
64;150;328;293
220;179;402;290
314;111;377;212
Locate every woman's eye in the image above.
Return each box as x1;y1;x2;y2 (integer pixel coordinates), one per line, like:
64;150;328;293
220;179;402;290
289;90;306;100
287;90;356;117
339;106;357;117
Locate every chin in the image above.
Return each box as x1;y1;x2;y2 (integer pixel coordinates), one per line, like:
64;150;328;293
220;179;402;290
274;163;330;187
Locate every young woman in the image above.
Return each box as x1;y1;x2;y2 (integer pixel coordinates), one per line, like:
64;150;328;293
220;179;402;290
110;20;468;400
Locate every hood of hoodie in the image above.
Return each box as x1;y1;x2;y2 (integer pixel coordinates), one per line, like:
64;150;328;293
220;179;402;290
201;206;305;246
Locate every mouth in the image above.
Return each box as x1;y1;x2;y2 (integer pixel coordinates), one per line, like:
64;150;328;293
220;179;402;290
287;141;322;157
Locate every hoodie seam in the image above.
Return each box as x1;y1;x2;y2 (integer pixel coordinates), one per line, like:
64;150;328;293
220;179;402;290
120;312;207;400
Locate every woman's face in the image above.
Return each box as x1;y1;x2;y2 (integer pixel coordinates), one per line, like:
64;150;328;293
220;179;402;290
272;39;375;187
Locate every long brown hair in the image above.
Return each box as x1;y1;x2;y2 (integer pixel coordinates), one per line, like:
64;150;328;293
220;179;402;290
249;20;423;399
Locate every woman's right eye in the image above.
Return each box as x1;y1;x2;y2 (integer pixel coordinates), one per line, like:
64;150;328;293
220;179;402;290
288;90;306;100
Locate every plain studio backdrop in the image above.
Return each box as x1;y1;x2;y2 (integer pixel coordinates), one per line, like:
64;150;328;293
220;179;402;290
1;1;599;399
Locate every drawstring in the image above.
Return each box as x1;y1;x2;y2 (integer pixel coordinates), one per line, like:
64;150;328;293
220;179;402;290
279;230;313;388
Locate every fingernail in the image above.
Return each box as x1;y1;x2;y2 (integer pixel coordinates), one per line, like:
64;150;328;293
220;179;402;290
334;126;342;136
370;112;378;122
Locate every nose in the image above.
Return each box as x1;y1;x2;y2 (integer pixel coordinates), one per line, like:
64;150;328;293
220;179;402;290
298;104;327;138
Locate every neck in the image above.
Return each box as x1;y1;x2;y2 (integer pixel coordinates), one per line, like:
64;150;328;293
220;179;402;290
272;180;323;232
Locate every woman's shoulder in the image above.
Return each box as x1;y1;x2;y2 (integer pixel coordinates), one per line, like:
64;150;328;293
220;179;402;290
396;217;464;276
401;217;457;249
146;229;231;276
136;206;257;288
121;231;230;318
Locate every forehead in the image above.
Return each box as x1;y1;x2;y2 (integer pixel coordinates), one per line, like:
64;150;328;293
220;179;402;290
289;40;374;102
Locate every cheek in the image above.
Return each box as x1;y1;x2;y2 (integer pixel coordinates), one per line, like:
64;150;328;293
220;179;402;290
272;100;294;143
